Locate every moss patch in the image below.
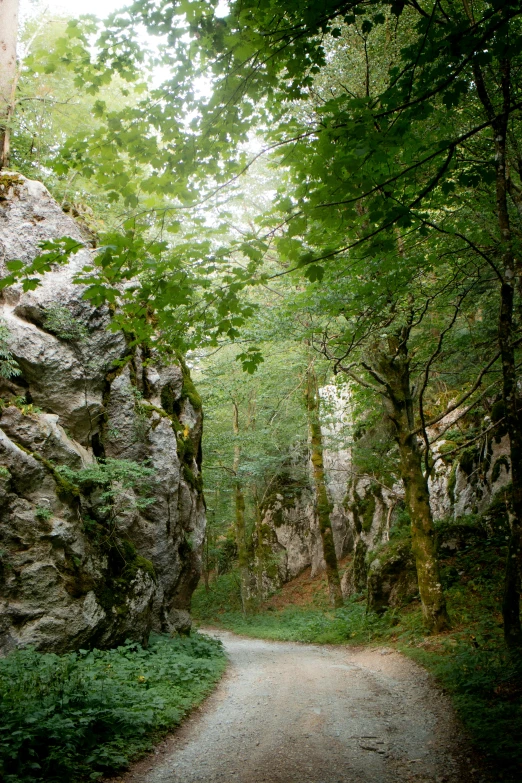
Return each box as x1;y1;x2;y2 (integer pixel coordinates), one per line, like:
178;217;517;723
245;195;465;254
183;464;203;492
0;173;23;200
176;352;202;411
352;485;378;533
491;455;510;483
459;447;478;477
31;452;80;501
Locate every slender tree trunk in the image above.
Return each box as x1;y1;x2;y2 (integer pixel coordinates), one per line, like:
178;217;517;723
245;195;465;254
254;494;264;601
397;433;450;632
472;45;522;647
371;336;450;632
203;533;210;591
203;512;211;591
305;364;343;608
497;186;522;649
232;401;251;614
0;0;19;169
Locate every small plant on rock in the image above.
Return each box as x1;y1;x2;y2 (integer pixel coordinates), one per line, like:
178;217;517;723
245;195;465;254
57;458;156;538
0;320;20;379
43;305;88;342
35;505;52;522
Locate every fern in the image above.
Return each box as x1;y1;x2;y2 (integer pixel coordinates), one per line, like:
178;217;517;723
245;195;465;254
0;320;20;379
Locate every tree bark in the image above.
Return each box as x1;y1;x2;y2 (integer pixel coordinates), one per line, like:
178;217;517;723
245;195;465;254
0;0;19;169
253;495;265;600
497;192;522;649
472;43;522;647
371;335;450;632
305;365;343;608
233;400;251;614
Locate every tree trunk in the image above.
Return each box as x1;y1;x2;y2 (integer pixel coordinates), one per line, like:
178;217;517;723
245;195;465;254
254;495;265;600
203;532;210;591
0;0;19;169
371;336;450;632
233;401;251;614
497;215;522;649
305;365;343;608
203;515;211;592
472;46;522;647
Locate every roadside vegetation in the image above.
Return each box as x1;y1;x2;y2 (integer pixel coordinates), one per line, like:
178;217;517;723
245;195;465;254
0;633;226;783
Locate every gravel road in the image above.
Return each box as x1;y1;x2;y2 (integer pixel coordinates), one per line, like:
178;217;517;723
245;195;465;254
118;631;482;783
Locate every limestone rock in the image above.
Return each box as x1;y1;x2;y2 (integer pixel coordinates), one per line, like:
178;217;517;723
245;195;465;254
0;173;205;653
258;488;317;593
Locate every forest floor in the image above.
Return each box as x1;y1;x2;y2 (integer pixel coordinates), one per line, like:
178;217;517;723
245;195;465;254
112;630;481;783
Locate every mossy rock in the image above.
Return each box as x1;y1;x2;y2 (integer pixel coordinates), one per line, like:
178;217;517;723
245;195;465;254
183;464;203;492
176;353;202;411
435;517;487;554
94;538;156;617
360;492;376;533
352;485;378;534
492;455;510;483
160;383;180;417
447;462;457;505
271;506;285;528
353;538;368;592
260;470;310;516
482;485;511;534
459;447;478;477
9;439;80;502
124;555;156;581
367;539;417;614
0;173;23;199
491;399;508;443
435;492;510;555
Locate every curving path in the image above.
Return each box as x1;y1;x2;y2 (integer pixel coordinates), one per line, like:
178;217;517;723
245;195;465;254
118;631;482;783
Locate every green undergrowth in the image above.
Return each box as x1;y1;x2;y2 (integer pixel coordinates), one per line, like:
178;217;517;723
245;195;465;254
194;512;522;781
0;632;226;783
196;594;424;644
407;644;522;782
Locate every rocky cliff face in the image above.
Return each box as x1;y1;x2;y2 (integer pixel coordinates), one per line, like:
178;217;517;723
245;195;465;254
0;173;205;654
256;477;352;597
258;384;511;606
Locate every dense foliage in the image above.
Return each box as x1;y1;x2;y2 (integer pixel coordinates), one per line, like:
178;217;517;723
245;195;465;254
0;632;226;783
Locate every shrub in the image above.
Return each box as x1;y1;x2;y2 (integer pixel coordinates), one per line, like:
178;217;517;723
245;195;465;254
0;633;226;783
57;458;156;521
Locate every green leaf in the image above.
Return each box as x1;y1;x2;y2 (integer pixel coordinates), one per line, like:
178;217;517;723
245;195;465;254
303;264;324;282
5;260;24;272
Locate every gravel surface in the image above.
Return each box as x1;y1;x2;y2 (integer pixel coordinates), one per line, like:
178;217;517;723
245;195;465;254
116;631;483;783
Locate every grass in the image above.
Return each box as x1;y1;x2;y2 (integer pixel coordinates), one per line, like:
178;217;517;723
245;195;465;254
193;518;522;782
0;632;227;783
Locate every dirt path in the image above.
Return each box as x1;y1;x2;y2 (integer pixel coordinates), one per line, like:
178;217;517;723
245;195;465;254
118;631;483;783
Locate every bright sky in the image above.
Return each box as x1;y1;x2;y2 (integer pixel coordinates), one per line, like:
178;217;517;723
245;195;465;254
21;0;128;22
20;0;228;22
